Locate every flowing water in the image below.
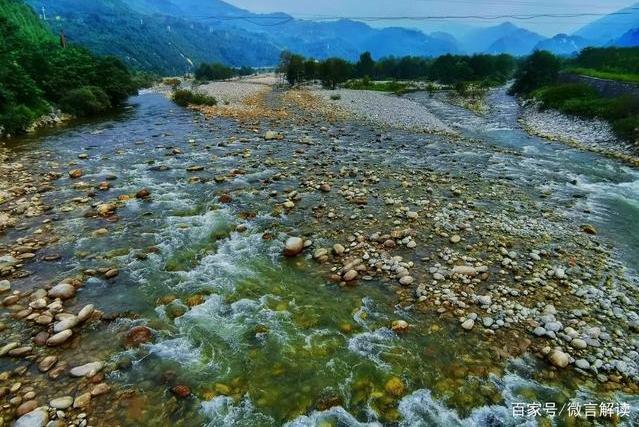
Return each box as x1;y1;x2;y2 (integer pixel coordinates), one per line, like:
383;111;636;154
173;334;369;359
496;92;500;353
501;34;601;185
3;88;639;426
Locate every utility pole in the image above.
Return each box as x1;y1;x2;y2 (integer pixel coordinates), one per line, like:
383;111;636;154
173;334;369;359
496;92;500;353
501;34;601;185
60;30;66;48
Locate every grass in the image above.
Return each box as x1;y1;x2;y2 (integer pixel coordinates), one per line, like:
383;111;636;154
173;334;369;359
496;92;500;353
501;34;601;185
533;83;639;142
172;89;217;107
565;67;639;84
343;79;410;94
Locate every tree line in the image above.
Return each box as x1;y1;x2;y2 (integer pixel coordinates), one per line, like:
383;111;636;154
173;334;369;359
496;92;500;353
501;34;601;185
194;63;254;81
0;0;137;136
278;51;518;88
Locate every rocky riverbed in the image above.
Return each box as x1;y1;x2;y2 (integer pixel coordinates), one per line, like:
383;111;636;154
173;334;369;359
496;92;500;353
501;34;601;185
0;81;638;426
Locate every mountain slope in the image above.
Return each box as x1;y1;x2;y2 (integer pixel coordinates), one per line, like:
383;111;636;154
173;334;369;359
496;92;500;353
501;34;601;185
461;22;546;54
611;28;639;47
574;3;639;44
534;34;592;56
26;0;461;73
485;28;546;56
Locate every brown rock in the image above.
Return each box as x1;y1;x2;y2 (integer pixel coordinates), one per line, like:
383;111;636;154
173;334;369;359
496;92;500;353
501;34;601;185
171;384;191;398
68;169;83;179
135;188;151;199
16;400;38;416
124;326;153;348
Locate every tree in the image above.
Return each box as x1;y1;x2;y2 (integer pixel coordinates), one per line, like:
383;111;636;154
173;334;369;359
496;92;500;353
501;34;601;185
355;51;375;78
510;50;561;95
318;58;352;89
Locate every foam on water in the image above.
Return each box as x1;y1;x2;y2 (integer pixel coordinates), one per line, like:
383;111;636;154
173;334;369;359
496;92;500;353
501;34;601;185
201;396;275;427
347;327;397;370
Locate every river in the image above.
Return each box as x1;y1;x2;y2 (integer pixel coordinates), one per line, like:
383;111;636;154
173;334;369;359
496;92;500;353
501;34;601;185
1;87;638;426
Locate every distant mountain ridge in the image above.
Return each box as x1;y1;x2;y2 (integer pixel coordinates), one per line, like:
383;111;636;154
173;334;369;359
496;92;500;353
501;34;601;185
22;0;639;74
574;3;639;44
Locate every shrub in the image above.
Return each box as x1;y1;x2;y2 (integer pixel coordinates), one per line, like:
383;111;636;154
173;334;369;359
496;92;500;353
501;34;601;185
172;89;217;107
194;63;234;81
510;50;561;95
0;104;38;135
534;84;597;110
612;117;639;142
330;94;341;101
60;86;111;116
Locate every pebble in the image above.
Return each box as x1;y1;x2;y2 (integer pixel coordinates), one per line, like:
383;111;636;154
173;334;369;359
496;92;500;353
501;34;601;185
548;349;570;368
70;361;104;377
0;280;9;293
461;319;475;330
283;237;304;257
450;235;461;243
451;265;477;276
343;270;358;281
38;356;57;372
391;320;409;333
73;393;91;408
16;400;38;416
48;283;76;300
77;304;95;322
46;330;72;347
14;408;48;427
49;396;73;410
53;316;78;333
399;276;414;286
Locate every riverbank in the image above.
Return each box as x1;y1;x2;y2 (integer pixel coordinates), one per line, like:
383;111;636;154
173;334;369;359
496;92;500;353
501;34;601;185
520;101;639;167
1;83;638;426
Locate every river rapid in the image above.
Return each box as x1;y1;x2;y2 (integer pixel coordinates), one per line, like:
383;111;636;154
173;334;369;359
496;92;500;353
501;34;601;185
1;87;638;427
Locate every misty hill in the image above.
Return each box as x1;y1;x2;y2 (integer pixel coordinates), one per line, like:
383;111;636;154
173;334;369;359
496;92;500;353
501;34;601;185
534;34;592;56
26;0;457;74
612;28;639;47
574;3;639;44
460;22;546;55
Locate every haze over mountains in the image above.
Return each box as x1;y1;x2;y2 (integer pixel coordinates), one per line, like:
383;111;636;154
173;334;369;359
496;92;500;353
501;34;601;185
25;0;639;75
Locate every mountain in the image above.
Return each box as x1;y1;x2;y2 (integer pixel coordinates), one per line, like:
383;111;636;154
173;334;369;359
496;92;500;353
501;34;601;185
461;22;546;55
26;0;460;74
533;34;592;56
26;0;281;74
611;28;639;47
485;28;547;56
574;3;639;44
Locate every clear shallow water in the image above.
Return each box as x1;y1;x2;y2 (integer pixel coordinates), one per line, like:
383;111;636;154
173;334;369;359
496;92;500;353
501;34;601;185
4;91;639;426
408;89;639;270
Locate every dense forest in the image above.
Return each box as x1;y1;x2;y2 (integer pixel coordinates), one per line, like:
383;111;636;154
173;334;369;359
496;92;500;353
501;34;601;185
511;47;639;141
0;0;137;136
279;51;518;89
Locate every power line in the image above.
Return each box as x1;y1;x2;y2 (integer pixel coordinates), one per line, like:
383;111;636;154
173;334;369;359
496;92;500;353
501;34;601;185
192;10;636;25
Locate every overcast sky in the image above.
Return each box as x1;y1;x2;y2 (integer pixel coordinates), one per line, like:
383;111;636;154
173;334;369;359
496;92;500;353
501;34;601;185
224;0;637;36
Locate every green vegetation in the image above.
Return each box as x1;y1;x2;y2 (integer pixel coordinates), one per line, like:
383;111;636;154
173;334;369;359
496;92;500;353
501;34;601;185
194;63;256;82
0;0;136;136
172;89;217;107
509;50;561;96
343;79;409;94
279;51;517;89
512;47;639;142
563;68;639;84
563;47;639;84
194;63;235;81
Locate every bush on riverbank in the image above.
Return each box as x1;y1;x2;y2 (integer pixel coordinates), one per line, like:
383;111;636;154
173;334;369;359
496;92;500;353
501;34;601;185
532;84;639;142
172;89;217;107
0;0;137;136
513;48;639;143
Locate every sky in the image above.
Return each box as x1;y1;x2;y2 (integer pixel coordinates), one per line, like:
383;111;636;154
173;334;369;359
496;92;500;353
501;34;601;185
224;0;637;36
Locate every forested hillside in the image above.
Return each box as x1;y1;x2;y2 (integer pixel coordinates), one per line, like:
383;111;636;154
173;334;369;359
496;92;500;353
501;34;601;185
0;0;136;136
